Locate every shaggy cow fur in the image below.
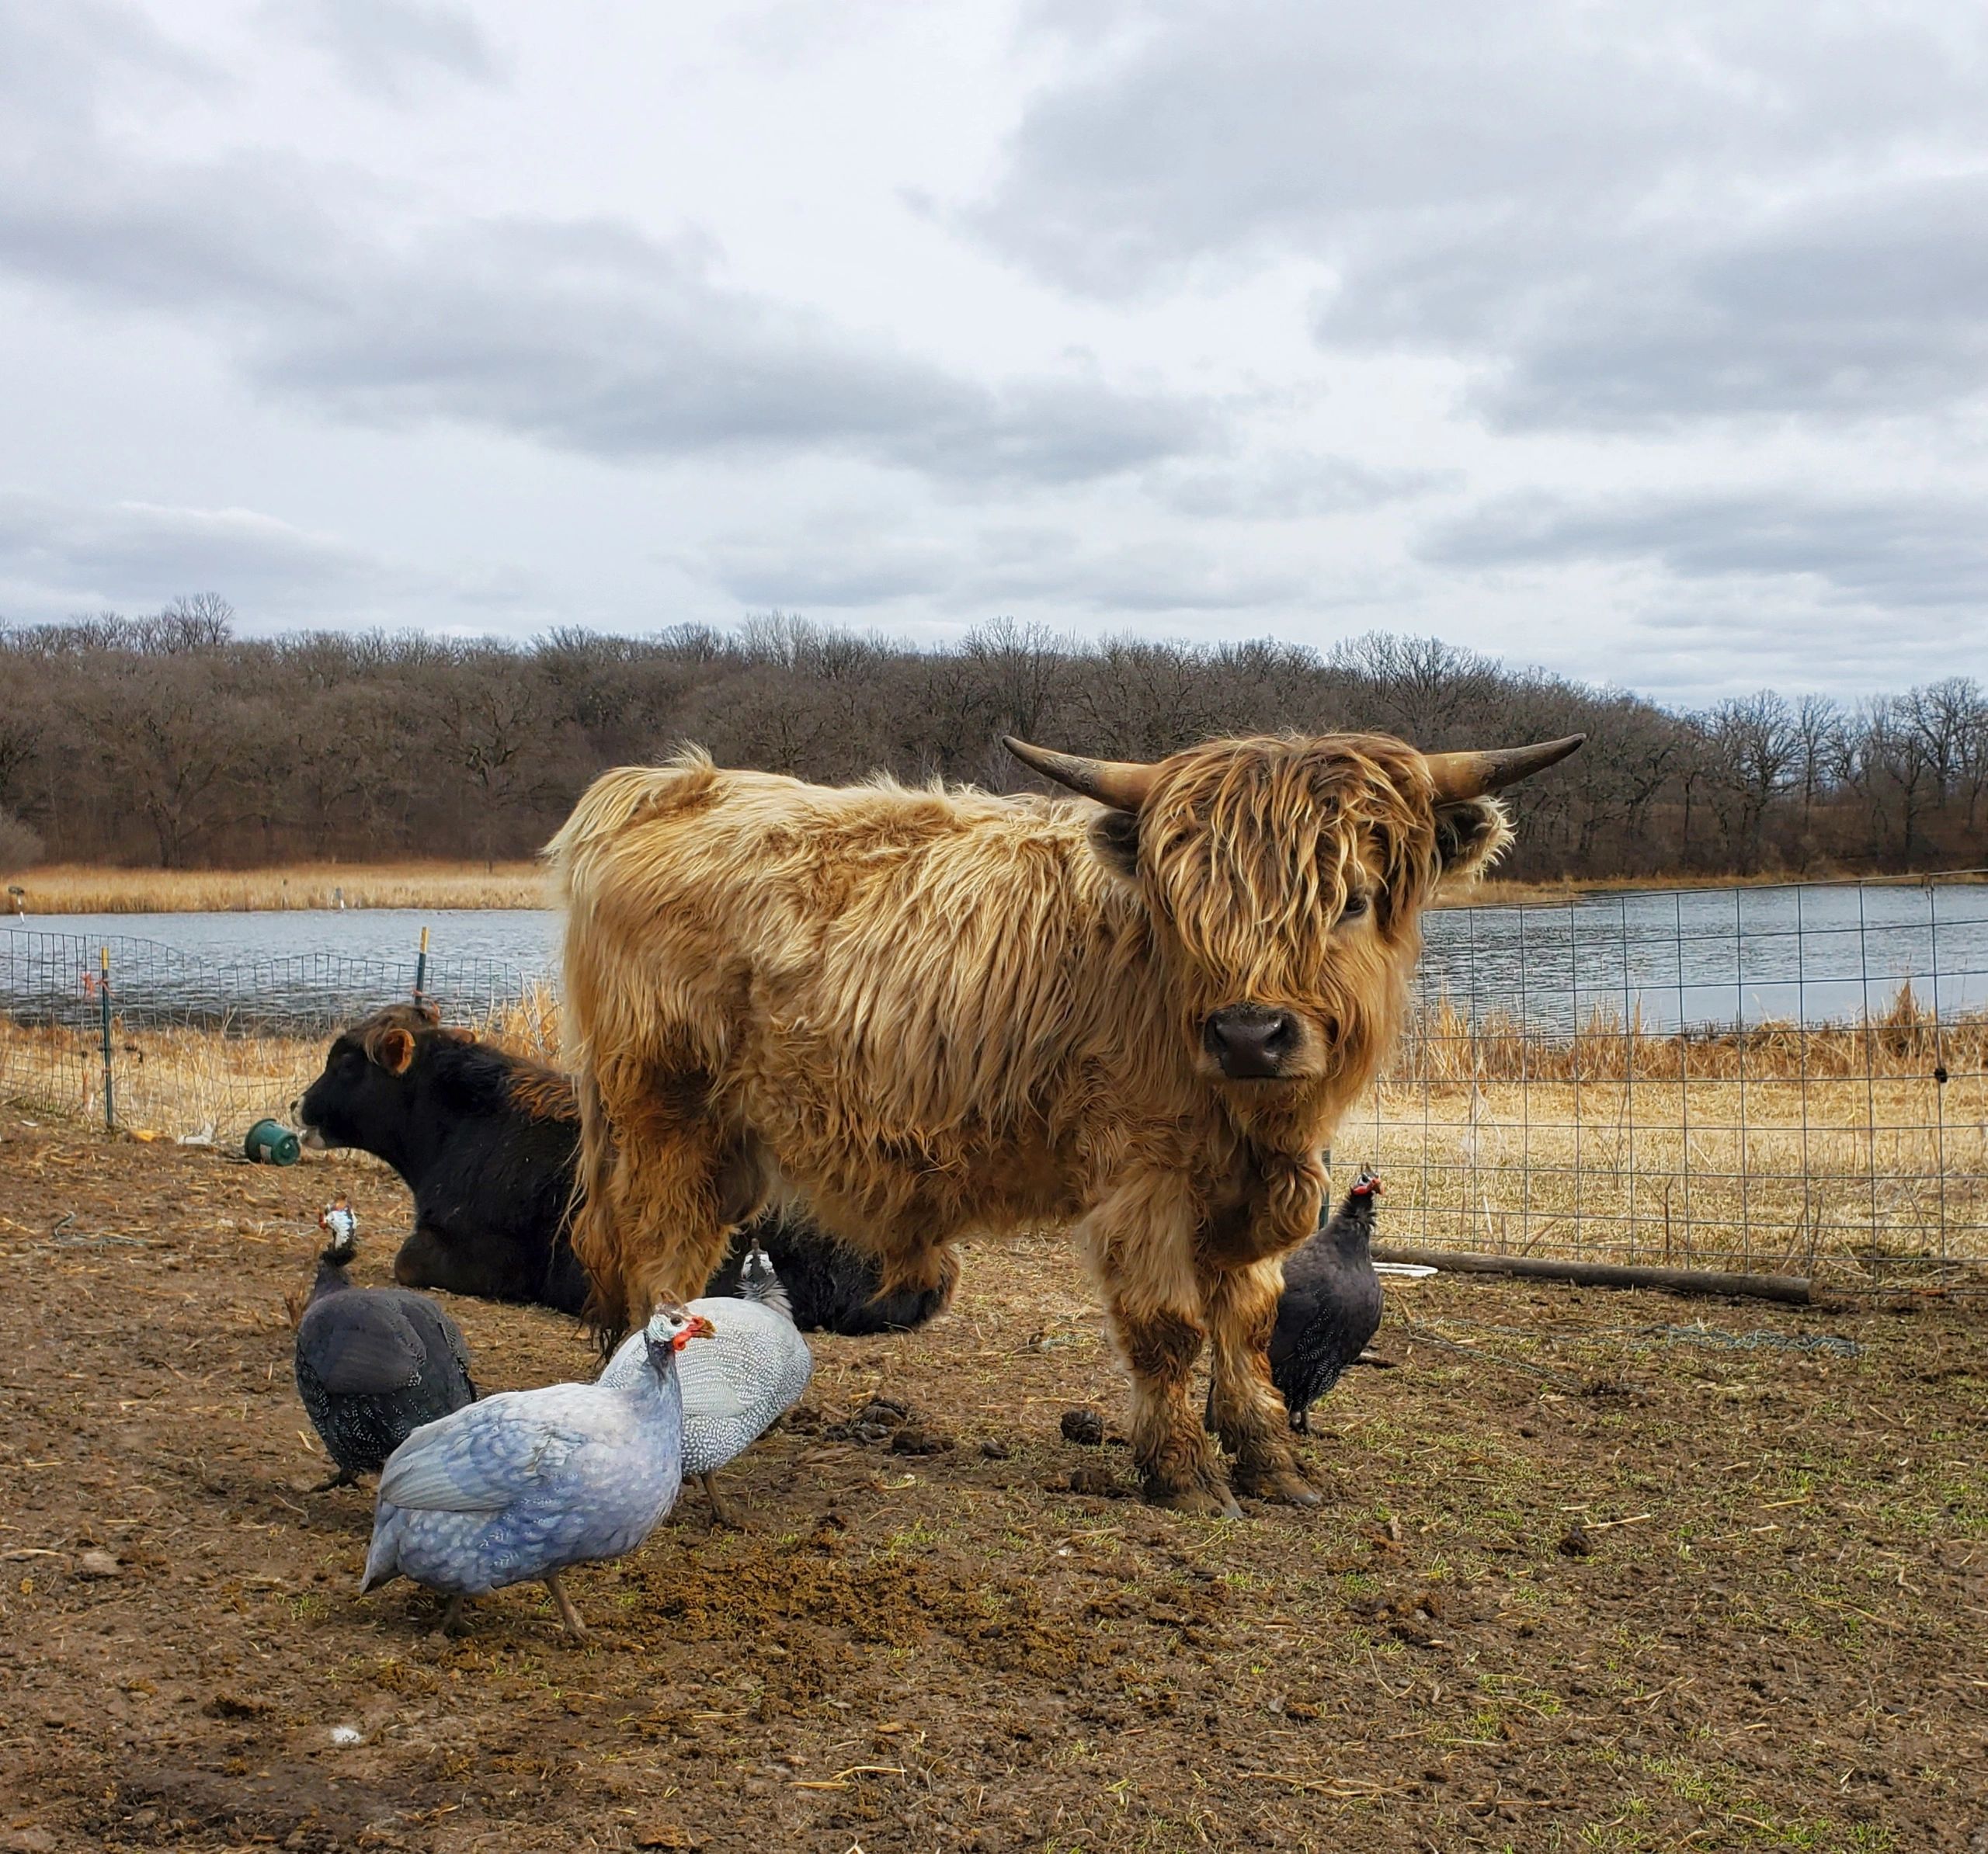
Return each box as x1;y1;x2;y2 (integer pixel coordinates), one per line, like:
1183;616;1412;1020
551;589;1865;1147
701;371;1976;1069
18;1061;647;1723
550;728;1579;1513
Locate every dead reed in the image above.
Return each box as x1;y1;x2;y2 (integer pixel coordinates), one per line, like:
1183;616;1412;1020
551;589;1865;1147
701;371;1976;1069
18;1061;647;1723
1394;983;1984;1082
9;862;549;915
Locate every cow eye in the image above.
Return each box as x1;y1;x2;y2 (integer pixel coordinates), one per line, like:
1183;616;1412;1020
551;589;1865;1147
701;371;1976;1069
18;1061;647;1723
1340;890;1371;922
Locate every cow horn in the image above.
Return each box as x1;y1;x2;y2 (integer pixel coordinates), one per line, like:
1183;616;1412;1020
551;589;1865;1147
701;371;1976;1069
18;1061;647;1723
1002;736;1159;811
1423;734;1586;800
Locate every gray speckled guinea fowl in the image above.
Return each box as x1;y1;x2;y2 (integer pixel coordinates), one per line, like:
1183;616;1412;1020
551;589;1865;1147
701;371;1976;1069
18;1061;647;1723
600;1239;813;1525
293;1210;476;1490
361;1304;713;1639
1269;1166;1385;1432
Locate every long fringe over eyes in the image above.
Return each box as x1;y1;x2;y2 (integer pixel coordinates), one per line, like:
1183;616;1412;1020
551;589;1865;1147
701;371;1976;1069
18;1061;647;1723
1138;734;1445;1006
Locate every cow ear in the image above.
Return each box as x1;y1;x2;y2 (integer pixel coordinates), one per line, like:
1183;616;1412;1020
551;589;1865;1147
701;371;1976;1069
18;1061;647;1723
1433;797;1512;882
1087;807;1142;884
374;1026;417;1075
417;1001;442;1027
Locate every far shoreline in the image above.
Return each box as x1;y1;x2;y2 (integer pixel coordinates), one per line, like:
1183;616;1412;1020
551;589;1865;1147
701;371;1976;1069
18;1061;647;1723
5;859;1979;917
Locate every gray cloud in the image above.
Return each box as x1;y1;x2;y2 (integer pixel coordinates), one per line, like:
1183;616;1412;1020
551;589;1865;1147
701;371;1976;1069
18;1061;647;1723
0;17;1210;490
1154;452;1457;520
1323;175;1988;428
240;220;1209;484
694;516;1310;615
273;0;504;96
0;491;395;619
1422;488;1988;609
976;2;1988;428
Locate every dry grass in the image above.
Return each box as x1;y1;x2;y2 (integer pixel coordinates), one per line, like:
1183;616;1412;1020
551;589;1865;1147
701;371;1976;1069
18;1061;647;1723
0;987;559;1145
1457;867;1987;907
1398;984;1987;1082
6;981;1984;1279
8;861;549;914
1343;1072;1988;1280
19;859;1984;916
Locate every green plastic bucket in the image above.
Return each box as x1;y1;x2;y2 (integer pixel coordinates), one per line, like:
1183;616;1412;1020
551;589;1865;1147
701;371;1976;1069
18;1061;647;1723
243;1119;301;1165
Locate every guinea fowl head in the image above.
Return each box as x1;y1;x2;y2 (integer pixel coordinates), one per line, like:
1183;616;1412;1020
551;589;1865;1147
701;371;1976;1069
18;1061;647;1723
1326;1166;1382;1255
641;1304;718;1367
309;1200;360;1297
736;1240;795;1321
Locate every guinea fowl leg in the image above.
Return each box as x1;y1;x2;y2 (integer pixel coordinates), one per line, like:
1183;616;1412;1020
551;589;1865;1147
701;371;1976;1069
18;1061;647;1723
699;1471;740;1529
436;1595;467;1637
544;1570;588;1643
308;1467;357;1492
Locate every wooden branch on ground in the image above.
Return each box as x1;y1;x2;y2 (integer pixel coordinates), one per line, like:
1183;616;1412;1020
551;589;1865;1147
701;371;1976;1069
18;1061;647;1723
1370;1245;1812;1305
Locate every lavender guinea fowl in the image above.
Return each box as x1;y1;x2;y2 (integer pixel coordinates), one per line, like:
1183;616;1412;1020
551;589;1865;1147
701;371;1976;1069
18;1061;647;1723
362;1304;714;1639
600;1238;812;1526
293;1207;477;1491
1268;1167;1384;1432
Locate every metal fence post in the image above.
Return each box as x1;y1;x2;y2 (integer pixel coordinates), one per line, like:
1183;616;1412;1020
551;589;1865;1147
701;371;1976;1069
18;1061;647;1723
99;944;114;1131
414;925;429;1004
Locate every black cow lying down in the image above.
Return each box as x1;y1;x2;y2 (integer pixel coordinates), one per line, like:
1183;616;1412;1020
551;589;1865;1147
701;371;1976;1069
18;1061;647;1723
294;1004;958;1336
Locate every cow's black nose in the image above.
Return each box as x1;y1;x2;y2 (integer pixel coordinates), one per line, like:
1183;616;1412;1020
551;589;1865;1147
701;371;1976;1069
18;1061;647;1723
1203;1006;1299;1078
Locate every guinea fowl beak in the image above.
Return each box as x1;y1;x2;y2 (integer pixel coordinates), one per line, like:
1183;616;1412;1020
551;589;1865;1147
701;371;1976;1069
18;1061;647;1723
673;1314;718;1351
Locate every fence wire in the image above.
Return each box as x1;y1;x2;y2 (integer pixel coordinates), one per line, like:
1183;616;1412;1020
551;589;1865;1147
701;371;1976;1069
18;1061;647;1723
4;873;1986;1281
0;930;549;1144
1347;871;1988;1282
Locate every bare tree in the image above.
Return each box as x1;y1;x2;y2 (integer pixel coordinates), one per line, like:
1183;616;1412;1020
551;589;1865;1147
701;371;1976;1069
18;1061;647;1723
1707;692;1799;871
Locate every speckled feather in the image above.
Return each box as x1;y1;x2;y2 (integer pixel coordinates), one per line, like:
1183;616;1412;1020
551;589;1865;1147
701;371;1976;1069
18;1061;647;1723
599;1259;812;1477
362;1319;688;1598
293;1239;476;1478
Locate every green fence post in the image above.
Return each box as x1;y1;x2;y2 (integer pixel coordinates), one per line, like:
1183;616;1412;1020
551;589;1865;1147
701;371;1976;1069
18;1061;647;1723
99;944;114;1132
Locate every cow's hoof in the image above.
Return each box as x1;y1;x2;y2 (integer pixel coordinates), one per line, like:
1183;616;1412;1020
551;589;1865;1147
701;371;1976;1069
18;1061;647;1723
1232;1463;1323;1507
1145;1479;1243;1519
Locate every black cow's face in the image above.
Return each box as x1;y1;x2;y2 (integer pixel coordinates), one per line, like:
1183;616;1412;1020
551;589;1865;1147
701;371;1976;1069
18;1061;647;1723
294;1009;428;1155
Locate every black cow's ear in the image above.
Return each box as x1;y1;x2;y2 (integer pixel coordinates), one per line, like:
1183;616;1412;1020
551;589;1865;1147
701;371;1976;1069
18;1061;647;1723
1433;797;1512;880
375;1026;417;1075
1088;807;1142;883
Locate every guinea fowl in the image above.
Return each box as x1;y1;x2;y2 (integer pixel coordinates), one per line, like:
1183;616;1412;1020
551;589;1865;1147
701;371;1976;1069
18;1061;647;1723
293;1204;478;1490
599;1238;813;1526
1268;1166;1385;1432
363;1304;714;1640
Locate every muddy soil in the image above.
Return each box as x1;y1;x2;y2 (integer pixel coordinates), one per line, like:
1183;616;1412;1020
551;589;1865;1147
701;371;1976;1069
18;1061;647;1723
0;1109;1983;1852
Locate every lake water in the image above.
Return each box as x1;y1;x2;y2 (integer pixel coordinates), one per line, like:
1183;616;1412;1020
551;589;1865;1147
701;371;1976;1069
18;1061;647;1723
5;880;1986;1036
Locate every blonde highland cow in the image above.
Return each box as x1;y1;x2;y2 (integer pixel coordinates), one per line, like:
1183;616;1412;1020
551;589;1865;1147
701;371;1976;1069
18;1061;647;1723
548;729;1580;1513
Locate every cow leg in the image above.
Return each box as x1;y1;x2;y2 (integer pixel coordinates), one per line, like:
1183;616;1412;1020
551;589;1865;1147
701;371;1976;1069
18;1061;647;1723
1204;1259;1321;1508
1106;1297;1237;1515
583;1061;741;1320
1082;1179;1237;1515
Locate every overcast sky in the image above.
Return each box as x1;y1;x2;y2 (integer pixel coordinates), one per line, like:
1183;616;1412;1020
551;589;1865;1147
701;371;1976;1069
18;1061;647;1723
4;0;1986;703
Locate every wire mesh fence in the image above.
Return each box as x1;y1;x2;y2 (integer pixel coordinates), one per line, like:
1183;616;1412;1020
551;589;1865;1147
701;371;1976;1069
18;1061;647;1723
0;928;553;1144
1344;872;1988;1282
4;873;1986;1281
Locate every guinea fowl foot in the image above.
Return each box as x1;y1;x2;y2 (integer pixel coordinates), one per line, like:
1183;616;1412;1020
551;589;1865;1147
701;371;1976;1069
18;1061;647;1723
432;1595;468;1637
308;1467;358;1493
544;1571;589;1643
699;1471;742;1529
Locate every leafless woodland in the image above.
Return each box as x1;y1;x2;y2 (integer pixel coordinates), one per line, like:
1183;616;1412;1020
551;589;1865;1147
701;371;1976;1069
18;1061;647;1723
4;598;1986;876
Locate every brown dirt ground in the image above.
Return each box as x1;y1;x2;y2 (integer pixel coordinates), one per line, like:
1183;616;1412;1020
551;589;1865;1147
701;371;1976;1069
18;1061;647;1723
0;1109;1983;1854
